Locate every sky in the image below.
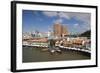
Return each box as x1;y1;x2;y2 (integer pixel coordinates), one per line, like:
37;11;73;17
22;10;91;34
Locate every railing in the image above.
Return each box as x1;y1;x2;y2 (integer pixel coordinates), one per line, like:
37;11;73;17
23;43;91;54
59;46;91;53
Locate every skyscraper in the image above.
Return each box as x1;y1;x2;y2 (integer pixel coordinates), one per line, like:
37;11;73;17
53;23;69;38
53;12;69;38
61;25;69;37
53;23;62;38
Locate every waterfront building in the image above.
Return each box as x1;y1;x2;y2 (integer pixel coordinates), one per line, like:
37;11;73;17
53;23;62;38
53;23;69;38
23;32;33;40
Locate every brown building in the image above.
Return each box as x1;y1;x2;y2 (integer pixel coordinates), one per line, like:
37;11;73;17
53;23;62;37
53;23;69;38
61;25;68;37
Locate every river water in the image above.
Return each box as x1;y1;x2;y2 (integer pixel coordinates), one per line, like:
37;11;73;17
23;46;90;63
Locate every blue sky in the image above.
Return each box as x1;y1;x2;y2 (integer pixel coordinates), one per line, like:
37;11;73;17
22;10;91;34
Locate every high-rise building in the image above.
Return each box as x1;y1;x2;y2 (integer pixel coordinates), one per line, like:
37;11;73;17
53;23;62;38
53;23;69;38
61;25;69;37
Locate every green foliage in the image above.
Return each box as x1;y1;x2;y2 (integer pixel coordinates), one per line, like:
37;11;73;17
79;30;91;38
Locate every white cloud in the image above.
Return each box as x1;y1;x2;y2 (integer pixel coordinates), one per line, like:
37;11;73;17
54;18;63;24
73;13;91;26
42;11;91;34
42;11;90;23
58;12;70;19
42;11;70;19
42;11;57;17
74;23;79;27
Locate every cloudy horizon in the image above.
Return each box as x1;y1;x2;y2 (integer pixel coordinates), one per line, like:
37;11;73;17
22;10;91;34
